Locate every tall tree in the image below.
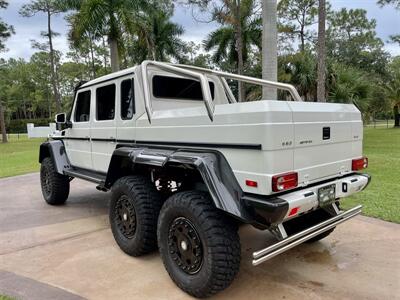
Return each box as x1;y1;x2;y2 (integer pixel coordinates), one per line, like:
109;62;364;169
20;0;64;113
262;0;278;100
278;0;318;52
0;0;13;143
60;0;148;73
327;8;389;76
316;0;326;102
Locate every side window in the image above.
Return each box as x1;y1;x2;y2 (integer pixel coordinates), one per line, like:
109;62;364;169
96;84;116;121
74;91;91;122
121;79;135;120
152;75;215;100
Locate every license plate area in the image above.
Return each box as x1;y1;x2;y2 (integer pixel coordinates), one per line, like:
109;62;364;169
318;184;336;206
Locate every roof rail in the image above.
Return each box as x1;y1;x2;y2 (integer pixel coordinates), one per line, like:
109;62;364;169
140;60;303;123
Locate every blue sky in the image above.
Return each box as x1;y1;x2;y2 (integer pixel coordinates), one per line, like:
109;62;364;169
0;0;399;60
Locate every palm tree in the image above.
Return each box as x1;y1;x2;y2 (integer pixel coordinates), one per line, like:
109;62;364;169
280;51;317;101
61;0;147;72
134;10;185;62
204;0;261;101
262;0;278;100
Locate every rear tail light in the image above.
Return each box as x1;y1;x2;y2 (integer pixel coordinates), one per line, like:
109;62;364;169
272;172;298;192
352;157;368;171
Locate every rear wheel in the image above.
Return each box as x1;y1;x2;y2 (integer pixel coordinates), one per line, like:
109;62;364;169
110;175;163;256
40;157;70;205
157;191;241;298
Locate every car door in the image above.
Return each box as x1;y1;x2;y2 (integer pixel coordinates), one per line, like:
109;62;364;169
90;83;117;173
116;76;136;143
65;89;92;170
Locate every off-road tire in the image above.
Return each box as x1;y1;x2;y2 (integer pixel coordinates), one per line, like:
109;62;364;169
284;208;335;243
110;175;163;256
157;191;241;298
40;157;70;205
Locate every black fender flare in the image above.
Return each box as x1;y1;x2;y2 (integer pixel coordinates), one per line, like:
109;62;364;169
104;146;255;223
39;140;71;174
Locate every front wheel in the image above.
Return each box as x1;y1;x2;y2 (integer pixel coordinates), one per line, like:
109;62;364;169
40;157;70;205
157;191;241;298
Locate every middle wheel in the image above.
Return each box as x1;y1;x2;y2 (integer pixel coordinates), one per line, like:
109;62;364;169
110;175;163;256
157;191;241;298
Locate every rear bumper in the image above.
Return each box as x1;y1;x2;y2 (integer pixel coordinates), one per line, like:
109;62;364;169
244;173;370;225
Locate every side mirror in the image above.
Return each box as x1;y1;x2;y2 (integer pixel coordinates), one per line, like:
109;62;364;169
55;113;66;124
55;113;72;130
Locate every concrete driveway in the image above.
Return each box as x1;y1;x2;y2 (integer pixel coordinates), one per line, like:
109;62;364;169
0;173;399;300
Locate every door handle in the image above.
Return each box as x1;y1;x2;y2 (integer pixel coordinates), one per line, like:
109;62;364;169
109;136;116;143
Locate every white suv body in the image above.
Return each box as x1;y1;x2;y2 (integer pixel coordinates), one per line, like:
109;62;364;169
64;62;364;196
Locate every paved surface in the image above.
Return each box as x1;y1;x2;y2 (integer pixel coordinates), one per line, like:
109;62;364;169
0;173;399;300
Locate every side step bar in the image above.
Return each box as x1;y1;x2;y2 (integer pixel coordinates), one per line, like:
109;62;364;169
64;169;105;185
252;205;362;266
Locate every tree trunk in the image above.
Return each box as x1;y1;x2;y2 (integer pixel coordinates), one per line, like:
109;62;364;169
47;10;61;114
394;104;400;127
234;0;245;102
109;37;120;72
317;0;326;102
88;33;96;79
0;100;8;143
102;36;108;69
262;0;278;100
300;12;305;52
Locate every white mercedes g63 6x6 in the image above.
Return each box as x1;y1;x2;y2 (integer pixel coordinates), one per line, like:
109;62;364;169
39;61;370;298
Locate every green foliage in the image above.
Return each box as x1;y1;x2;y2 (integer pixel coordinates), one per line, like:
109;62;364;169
279;51;317;100
327;8;389;76
328;63;371;103
128;9;185;63
203;0;261;67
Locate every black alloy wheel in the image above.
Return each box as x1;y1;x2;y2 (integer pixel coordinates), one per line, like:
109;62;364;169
168;217;203;275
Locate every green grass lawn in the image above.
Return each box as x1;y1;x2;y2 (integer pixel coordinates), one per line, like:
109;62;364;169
0;128;399;223
0;295;15;300
342;127;400;223
0;134;45;178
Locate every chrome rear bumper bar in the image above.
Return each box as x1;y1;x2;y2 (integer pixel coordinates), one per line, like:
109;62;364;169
252;205;362;266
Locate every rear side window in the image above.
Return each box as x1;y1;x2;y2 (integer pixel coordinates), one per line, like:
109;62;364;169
152;75;215;100
74;91;91;122
96;84;116;121
121;79;135;120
